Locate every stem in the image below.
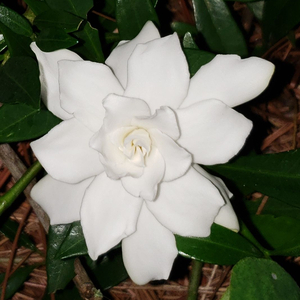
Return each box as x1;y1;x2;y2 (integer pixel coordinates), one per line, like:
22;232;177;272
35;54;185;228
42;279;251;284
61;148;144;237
0;161;42;216
188;259;203;300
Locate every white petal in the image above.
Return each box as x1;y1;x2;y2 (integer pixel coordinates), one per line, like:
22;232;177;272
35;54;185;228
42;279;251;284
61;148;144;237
31;118;104;183
58;60;124;132
81;173;143;260
105;21;160;88
122;203;177;285
193;164;239;231
31;175;93;225
149;129;191;181
181;54;275;108
176;99;253;165
30;42;82;120
121;146;165;201
146;166;224;237
132;106;180;140
124;33;190;113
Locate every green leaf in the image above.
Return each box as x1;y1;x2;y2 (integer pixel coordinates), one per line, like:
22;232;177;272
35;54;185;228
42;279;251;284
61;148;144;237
0;5;33;37
56;221;88;259
249;215;300;256
116;0;159;40
221;287;230;300
183;48;215;77
263;0;300;46
47;224;75;293
0;103;61;143
229;258;300;299
192;0;248;56
23;0;50;15
0;56;40;108
0;23;33;57
0;218;39;252
206;150;300;208
36;27;78;51
171;22;198;37
247;1;265;21
0;33;7;52
34;10;83;33
183;32;199;49
224;0;260;2
71;21;104;63
0;265;36;299
84;247;128;290
45;0;93;19
42;283;82;300
176;223;263;265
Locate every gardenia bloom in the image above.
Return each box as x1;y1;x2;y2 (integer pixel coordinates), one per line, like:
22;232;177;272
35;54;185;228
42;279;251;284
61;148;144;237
30;22;274;284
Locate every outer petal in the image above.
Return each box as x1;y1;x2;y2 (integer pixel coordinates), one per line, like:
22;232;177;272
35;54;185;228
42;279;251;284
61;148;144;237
30;43;82;120
58;60;124;132
146;166;224;237
31;118;104;183
31;175;93;225
181;54;275;108
121;146;165;201
105;21;160;88
149;128;191;181
176;99;253;165
124;33;190;113
122;203;177;285
81;173;143;260
193;164;239;231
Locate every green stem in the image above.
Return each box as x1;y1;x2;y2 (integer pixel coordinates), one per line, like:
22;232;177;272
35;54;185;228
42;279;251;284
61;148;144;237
188;259;203;300
0;161;42;216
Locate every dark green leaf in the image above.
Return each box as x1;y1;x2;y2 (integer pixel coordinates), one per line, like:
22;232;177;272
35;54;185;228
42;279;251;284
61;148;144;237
0;56;40;108
45;0;93;19
171;22;198;37
206;150;300;208
0;23;33;57
36;27;78;51
263;0;300;46
0;33;7;52
224;0;260;2
116;0;159;40
183;32;199;49
229;258;300;299
183;48;215;77
0;218;39;252
56;221;88;259
47;224;75;293
0;5;32;37
23;0;50;15
192;0;248;56
0;103;61;143
97;0;117;32
0;266;35;299
71;21;104;62
249;215;300;256
42;283;82;300
176;223;263;265
34;10;83;33
247;1;265;21
84;247;128;290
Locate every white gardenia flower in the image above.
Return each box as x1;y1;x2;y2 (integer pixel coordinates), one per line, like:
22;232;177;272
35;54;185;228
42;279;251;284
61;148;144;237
30;21;274;285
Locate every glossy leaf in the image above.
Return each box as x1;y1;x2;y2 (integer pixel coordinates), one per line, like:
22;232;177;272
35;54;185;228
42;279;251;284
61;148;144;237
247;1;265;21
183;32;199;49
45;0;93;19
176;223;263;265
36;28;78;52
0;23;33;57
0;103;61;143
56;221;88;259
71;21;104;63
0;56;40;108
249;215;300;256
171;22;198;37
0;5;32;37
34;10;83;33
192;0;248;56
47;224;75;293
229;258;300;299
0;218;38;252
116;0;159;40
206;150;300;208
183;48;215;77
263;0;300;46
0;266;35;299
0;33;7;52
84;247;128;290
42;283;81;300
23;0;50;15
